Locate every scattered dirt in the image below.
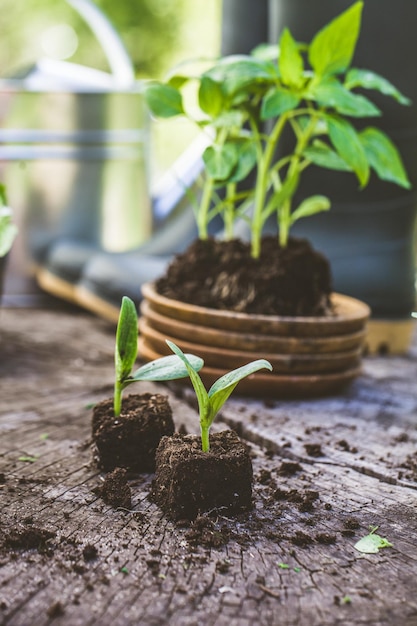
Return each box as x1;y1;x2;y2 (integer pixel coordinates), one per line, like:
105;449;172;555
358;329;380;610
91;393;175;472
97;467;132;509
151;430;253;520
156;236;333;316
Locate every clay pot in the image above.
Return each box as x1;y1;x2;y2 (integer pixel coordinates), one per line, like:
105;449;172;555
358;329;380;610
151;430;253;520
139;282;370;397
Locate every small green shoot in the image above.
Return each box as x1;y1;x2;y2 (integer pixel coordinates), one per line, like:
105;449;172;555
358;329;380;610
354;525;393;554
18;455;39;463
166;340;272;452
113;297;204;416
278;562;290;569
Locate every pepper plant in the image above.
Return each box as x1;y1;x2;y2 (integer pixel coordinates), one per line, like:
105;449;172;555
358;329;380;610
145;1;410;258
167;340;272;452
113;296;204;416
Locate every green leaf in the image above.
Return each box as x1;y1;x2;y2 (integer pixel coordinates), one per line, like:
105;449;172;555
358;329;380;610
199;76;224;117
210;110;245;129
208;359;272;421
115;297;138;383
311;77;381;117
167;74;190;90
354;528;393;554
251;43;279;62
345;68;411;105
326;114;369;187
303;140;353;172
144;82;184;118
166;341;210;425
129;353;204;383
261;86;301;120
279;28;304;89
203;143;239;180
359;127;411;189
228;141;258;183
290;195;331;225
308;2;363;76
206;57;276;97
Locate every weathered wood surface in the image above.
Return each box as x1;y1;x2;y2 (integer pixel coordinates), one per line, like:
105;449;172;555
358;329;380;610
0;306;417;626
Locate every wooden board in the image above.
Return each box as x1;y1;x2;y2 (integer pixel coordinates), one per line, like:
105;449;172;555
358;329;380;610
0;306;417;626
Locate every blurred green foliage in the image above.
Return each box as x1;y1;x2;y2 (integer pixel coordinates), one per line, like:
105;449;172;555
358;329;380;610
0;0;221;79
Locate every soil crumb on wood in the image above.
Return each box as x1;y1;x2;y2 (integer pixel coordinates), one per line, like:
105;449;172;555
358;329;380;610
97;467;132;509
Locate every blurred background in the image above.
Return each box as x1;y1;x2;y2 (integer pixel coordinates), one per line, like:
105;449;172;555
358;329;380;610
0;0;221;183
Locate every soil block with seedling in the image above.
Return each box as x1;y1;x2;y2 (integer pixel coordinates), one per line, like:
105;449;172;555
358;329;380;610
151;341;272;519
92;297;203;472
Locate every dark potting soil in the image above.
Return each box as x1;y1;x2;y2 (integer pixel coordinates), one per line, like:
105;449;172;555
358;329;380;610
97;467;132;509
151;430;253;521
91;393;174;472
156;236;333;316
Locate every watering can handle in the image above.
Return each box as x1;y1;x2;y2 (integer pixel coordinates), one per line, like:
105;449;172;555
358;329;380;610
65;0;135;87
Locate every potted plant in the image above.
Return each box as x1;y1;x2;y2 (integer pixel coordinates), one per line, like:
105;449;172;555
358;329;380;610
151;341;272;520
91;296;204;472
0;184;17;300
140;1;410;396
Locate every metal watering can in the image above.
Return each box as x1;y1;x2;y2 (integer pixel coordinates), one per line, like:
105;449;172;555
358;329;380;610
0;0;151;303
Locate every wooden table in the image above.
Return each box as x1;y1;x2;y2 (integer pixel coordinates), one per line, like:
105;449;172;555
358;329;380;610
0;307;416;626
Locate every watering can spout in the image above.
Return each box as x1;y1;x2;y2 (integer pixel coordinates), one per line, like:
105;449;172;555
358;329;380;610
65;0;135;87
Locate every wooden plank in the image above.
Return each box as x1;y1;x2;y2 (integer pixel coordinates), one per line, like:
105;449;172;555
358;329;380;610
0;308;417;625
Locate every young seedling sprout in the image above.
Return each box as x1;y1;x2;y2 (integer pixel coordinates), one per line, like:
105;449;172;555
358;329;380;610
113;296;204;416
167;340;272;452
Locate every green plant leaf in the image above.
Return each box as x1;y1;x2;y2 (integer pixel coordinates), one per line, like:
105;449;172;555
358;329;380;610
308;2;363;76
354;527;393;554
251;43;279;62
144;82;184;118
326;114;369;187
279;28;304;89
303;140;353;172
345;68;411;105
199;76;224;117
228;141;258;183
359;127;411;189
166;340;210;424
208;359;272;422
261;86;301;120
203;143;239;180
205;57;276;97
115;297;138;383
210;111;245;129
311;77;381;117
290;195;331;225
129;353;204;383
167;74;190;90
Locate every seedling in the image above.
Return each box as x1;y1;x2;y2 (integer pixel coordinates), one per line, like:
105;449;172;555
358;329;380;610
113;296;204;416
145;2;410;257
0;184;17;257
167;340;272;452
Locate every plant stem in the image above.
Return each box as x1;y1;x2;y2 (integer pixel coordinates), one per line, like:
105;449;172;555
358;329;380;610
251;113;289;258
224;183;236;239
201;424;210;452
114;381;122;417
197;176;214;239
